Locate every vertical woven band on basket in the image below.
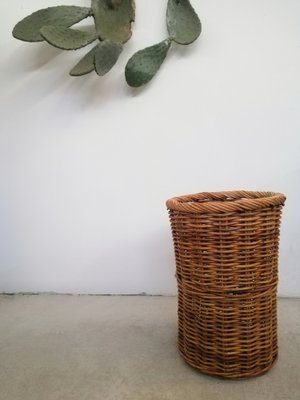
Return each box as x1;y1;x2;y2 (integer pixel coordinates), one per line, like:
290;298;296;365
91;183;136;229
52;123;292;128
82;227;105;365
166;191;286;379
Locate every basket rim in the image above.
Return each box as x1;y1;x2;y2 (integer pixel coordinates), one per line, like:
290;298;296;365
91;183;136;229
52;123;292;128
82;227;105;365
166;190;286;213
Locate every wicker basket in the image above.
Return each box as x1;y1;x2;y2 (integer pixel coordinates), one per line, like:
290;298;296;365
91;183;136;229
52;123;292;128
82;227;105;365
166;191;286;379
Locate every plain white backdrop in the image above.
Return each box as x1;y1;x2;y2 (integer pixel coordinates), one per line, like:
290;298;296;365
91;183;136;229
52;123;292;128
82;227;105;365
0;0;299;296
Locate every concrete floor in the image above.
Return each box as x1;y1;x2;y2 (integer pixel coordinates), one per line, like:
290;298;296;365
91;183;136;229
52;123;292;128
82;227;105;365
0;296;299;400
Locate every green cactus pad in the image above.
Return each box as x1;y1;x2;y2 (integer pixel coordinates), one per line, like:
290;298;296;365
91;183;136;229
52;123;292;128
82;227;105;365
125;39;171;87
12;6;91;42
91;0;135;44
70;45;98;76
40;25;98;50
94;40;123;76
167;0;201;45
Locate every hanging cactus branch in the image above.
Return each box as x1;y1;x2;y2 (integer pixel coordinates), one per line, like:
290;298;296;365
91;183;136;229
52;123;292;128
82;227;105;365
12;0;201;88
125;0;201;87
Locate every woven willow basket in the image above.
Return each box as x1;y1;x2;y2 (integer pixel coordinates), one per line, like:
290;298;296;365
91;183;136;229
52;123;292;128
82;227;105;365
166;191;286;379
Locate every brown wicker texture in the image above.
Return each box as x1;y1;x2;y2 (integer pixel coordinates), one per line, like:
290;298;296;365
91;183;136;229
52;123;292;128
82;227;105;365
166;191;286;379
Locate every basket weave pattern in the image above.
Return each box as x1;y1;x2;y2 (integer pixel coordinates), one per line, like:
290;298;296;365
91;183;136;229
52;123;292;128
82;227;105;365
167;191;286;379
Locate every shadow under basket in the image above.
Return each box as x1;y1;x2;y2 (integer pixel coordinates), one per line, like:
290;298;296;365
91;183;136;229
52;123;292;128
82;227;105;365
166;191;286;379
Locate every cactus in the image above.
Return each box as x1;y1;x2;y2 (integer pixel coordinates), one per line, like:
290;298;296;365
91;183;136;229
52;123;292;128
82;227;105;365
13;6;92;42
125;40;172;87
94;40;123;76
167;0;201;45
91;0;135;44
40;26;98;50
70;45;99;76
125;0;201;87
12;0;201;88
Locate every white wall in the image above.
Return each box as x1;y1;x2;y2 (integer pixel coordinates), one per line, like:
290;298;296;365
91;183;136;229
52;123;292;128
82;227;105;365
0;0;299;296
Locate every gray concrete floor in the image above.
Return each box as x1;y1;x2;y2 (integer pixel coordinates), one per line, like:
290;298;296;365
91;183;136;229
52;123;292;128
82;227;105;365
0;296;299;400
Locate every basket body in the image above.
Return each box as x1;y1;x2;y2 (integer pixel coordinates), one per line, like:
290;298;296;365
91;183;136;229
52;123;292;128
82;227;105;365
167;191;286;379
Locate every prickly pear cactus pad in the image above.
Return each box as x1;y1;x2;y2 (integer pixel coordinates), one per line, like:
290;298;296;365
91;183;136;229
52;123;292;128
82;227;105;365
167;0;201;45
12;0;201;88
94;40;123;76
69;45;98;76
91;0;135;44
40;26;98;50
13;6;92;42
125;40;171;87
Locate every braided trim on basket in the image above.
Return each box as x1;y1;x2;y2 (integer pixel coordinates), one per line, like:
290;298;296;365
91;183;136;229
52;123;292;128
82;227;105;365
166;191;286;213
